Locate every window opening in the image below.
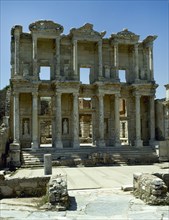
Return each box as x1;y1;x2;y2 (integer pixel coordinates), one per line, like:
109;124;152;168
119;70;126;83
80;68;90;84
79;97;91;109
40;97;52;115
39;66;50;80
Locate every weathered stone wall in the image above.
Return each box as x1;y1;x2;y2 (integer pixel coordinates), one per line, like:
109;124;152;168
133;173;169;205
0;174;50;198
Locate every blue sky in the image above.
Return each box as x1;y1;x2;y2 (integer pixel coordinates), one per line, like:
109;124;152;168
0;0;168;98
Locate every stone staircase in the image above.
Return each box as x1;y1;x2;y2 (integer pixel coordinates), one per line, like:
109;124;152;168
21;146;159;167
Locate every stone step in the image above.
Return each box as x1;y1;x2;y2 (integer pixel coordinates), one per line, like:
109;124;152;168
21;146;159;167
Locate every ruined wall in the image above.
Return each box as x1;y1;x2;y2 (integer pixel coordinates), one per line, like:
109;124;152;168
0;174;50;198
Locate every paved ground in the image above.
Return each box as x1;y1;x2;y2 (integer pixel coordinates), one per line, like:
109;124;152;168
0;163;169;220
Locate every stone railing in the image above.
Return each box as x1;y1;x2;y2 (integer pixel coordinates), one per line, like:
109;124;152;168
133;173;169;205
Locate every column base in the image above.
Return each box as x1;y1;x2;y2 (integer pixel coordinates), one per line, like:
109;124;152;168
115;139;121;147
97;140;106;147
31;141;39;150
55;140;63;149
73;140;80;149
135;139;143;148
149;139;156;147
9;142;21;167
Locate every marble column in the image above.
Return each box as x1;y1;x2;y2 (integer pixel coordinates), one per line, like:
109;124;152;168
32;92;39;149
135;94;143;147
32;36;38;77
55;37;60;79
114;43;119;80
134;43;139;82
55;92;63;148
149;96;155;145
148;45;154;82
72;93;80;148
13;92;20;143
98;40;103;79
14;34;20;75
114;94;121;146
10;92;20;167
73;39;78;80
97;94;105;147
109;95;114;146
164;105;169;139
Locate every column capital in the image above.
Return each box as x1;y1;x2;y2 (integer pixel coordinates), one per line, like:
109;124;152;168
13;91;19;97
32;91;38;97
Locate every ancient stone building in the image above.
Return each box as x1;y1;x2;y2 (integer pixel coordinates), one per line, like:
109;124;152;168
9;20;158;158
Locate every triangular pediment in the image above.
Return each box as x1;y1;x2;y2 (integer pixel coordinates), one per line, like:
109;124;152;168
70;23;106;40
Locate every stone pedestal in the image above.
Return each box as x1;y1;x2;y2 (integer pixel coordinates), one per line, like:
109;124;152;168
9;142;21;167
44;154;52;175
134;139;143;148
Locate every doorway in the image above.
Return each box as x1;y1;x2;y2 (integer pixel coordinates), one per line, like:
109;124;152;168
40;120;52;147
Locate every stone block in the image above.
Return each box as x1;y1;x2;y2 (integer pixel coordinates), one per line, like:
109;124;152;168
0;185;13;197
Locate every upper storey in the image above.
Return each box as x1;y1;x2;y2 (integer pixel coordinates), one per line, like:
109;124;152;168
10;20;157;85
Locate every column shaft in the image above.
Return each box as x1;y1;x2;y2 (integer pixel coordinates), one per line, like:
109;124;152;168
32;37;38;76
73;93;79;148
98;40;103;78
114;94;120;146
55;93;63;148
73;40;78;79
134;44;139;81
114;44;119;80
149;96;155;144
13;92;20;143
97;94;105;147
32;92;39;149
148;45;154;81
14;36;20;75
56;37;60;79
135;94;143;147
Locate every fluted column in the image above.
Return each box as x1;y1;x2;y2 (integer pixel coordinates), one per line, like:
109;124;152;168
114;94;121;146
149;96;155;145
55;92;63;148
32;36;38;77
72;93;79;148
55;37;60;79
135;94;143;147
114;43;119;80
73;39;78;80
134;43;139;82
31;92;39;149
13;92;20;143
98;40;103;79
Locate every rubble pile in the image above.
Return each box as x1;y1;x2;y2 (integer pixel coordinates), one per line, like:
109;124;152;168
133;173;169;205
45;174;70;211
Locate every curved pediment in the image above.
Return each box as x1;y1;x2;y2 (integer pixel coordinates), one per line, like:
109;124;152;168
29;20;64;34
70;23;106;40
